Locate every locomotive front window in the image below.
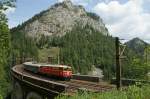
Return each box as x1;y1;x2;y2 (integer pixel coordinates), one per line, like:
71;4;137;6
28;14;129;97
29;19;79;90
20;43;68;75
64;68;71;71
59;67;63;70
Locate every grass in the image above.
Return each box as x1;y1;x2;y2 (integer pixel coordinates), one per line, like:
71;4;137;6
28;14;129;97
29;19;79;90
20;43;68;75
56;85;150;99
0;94;2;99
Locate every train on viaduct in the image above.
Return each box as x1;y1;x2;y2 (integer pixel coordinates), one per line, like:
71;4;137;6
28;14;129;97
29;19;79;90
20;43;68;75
11;64;114;99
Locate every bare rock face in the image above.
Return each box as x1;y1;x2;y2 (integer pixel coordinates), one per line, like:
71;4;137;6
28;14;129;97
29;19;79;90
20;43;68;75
20;0;108;38
88;65;104;78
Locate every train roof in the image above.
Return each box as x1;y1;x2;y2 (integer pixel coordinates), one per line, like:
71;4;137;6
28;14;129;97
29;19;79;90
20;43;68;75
23;62;71;68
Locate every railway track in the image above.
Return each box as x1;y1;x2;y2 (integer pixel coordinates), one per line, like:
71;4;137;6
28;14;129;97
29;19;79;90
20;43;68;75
60;80;114;93
12;65;115;95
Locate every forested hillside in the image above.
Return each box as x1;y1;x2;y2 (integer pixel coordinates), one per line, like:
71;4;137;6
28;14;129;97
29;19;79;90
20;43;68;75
11;31;38;63
125;38;149;57
122;38;150;79
11;23;116;79
10;0;150;81
49;24;116;78
11;24;150;81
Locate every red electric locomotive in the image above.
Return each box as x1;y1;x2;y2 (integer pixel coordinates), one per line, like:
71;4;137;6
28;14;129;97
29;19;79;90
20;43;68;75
23;62;72;80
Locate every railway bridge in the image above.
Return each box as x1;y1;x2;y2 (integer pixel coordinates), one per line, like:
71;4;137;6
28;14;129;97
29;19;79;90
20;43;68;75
11;64;114;99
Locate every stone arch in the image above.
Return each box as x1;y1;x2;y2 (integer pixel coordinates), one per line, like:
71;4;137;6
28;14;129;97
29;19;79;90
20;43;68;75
11;82;23;99
26;92;43;99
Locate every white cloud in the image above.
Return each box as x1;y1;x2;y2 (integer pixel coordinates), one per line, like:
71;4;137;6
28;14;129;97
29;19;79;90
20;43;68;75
93;0;150;42
4;7;16;14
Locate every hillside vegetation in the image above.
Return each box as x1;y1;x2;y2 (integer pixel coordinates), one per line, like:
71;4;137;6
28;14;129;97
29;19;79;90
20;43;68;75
123;39;150;80
125;38;149;57
11;23;116;79
38;47;60;63
10;0;150;81
0;21;11;98
11;31;38;63
11;24;150;81
50;24;115;76
0;0;16;98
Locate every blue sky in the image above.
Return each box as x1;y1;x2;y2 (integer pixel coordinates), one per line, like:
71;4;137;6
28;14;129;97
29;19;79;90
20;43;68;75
6;0;150;42
7;0;58;28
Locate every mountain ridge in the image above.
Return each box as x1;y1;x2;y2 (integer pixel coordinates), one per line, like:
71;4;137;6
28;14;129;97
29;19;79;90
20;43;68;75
125;37;149;56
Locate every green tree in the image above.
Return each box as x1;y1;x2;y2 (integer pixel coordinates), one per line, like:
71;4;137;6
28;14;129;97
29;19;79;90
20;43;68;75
0;0;16;97
0;22;10;97
144;46;150;80
122;46;150;80
11;31;38;63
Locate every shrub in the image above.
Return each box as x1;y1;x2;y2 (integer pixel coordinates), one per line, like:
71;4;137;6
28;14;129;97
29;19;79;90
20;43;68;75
86;12;100;21
56;85;150;99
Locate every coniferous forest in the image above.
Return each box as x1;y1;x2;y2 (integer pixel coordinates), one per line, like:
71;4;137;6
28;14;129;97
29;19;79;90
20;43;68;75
0;0;15;97
11;23;150;80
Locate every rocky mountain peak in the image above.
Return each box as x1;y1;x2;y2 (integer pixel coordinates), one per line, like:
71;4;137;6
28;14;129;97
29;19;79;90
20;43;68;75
13;1;109;39
63;0;73;7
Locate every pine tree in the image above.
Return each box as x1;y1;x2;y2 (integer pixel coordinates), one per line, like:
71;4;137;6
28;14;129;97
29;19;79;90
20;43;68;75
0;0;15;97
